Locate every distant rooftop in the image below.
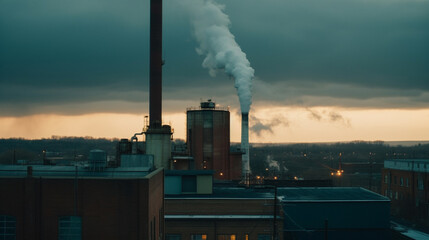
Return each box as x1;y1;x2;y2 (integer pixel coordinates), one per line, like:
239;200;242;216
166;186;274;199
278;187;389;202
165;170;214;176
0;165;152;178
384;159;429;173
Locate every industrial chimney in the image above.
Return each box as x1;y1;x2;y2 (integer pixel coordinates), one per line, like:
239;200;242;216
241;113;250;183
145;0;172;169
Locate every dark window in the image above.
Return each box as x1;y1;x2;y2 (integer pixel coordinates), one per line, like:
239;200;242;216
166;235;181;240
182;175;197;192
58;216;81;240
394;176;397;184
191;235;207;240
257;235;271;240
0;215;16;240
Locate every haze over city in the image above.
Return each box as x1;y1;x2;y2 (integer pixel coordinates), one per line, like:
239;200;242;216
1;0;428;143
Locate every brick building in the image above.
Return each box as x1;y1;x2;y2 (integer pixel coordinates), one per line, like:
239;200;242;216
164;171;283;240
185;100;242;181
381;159;429;226
0;165;164;240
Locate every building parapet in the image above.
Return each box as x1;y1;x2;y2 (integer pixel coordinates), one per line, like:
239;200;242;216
384;159;429;173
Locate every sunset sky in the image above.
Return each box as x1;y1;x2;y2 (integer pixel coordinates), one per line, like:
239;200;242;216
1;0;428;143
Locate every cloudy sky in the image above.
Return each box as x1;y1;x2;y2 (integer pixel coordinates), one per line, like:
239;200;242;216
1;0;428;142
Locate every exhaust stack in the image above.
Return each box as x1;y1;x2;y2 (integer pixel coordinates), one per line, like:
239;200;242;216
241;113;250;183
149;0;163;128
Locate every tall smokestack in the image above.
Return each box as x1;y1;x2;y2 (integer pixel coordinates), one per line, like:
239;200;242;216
241;113;250;182
149;0;162;128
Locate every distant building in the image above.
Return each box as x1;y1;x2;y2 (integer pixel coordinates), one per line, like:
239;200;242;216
279;187;391;240
0;164;164;240
381;159;429;226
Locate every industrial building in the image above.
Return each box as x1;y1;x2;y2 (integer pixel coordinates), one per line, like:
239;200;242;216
0;161;164;240
279;187;391;240
169;99;242;181
164;171;283;240
163;170;391;240
381;159;429;226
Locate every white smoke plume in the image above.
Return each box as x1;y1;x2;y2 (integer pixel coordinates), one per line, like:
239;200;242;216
266;155;281;172
181;0;254;113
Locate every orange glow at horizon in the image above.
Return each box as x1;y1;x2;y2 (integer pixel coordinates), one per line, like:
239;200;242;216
0;107;428;143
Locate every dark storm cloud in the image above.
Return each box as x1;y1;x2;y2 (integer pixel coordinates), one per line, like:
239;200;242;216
1;0;428;116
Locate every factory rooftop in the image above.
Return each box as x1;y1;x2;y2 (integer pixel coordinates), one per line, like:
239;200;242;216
165;186;275;199
278;187;389;202
0;165;153;178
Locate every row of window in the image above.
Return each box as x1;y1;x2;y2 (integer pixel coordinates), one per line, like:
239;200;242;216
384;174;425;190
384;175;410;187
384;190;404;201
166;234;271;240
0;215;81;240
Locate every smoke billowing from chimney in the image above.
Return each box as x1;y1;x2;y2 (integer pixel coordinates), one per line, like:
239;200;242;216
182;0;254;114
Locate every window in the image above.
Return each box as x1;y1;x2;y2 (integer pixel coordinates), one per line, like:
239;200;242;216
418;177;423;189
0;215;16;240
58;216;81;240
217;235;236;240
384;189;387;196
257;235;271;240
384;175;388;184
395;192;398;200
400;177;404;186
406;178;409;187
394;176;397;184
166;235;181;240
182;175;197;193
191;235;207;240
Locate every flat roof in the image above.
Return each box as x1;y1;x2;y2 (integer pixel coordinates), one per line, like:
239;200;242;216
278;187;389;202
0;165;152;178
165;215;274;219
165;170;214;176
166;186;274;199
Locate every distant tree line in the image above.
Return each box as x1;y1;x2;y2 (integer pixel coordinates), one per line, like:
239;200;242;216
1;138;428;180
